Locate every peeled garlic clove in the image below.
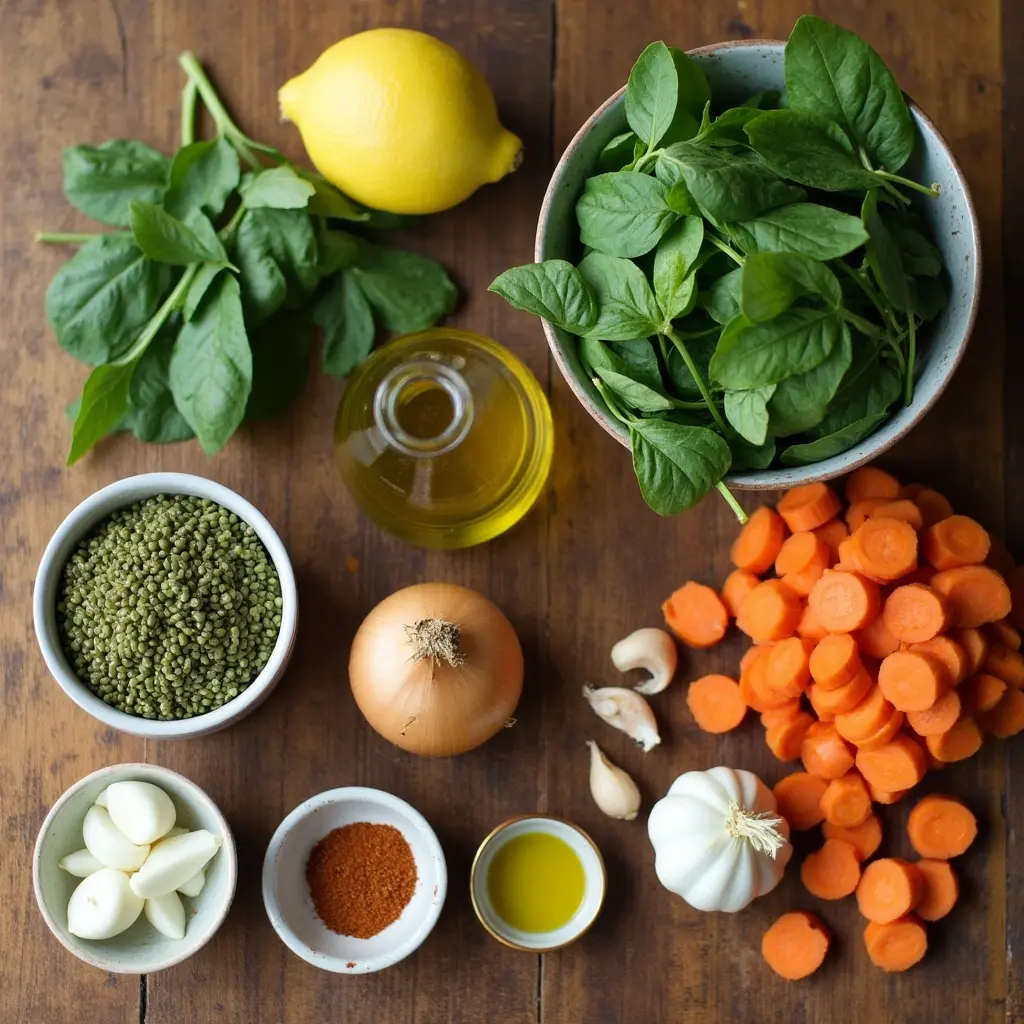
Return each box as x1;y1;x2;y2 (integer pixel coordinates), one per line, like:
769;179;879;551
587;741;641;820
59;848;104;878
83;805;150;871
67;867;144;939
104;781;177;845
611;627;678;695
94;787;109;808
129;830;221;899
145;891;186;940
582;685;661;751
176;868;206;898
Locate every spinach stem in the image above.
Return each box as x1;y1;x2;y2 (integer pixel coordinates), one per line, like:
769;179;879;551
875;170;941;198
716;481;748;525
838;309;884;338
664;328;729;434
592;379;633;426
879;180;912;206
904;314;917;405
181;79;198;146
631;150;662;174
113;264;199;367
35;232;104;244
706;234;744;266
674;325;721;340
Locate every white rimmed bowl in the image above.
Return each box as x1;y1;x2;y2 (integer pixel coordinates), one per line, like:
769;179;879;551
536;40;981;489
262;787;447;974
33;763;237;974
470;815;606;952
33;472;297;739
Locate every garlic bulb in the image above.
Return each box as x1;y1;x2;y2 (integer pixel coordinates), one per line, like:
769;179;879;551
610;627;678;695
582;685;661;751
587;741;641;820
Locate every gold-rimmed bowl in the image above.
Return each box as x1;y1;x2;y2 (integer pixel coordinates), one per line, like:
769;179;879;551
470;815;605;952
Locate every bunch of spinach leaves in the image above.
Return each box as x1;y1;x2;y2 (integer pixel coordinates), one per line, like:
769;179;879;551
491;17;946;520
41;52;457;464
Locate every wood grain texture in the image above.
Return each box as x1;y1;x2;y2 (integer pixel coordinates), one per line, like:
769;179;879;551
0;0;1018;1021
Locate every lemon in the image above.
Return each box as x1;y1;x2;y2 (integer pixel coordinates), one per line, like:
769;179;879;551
279;29;522;215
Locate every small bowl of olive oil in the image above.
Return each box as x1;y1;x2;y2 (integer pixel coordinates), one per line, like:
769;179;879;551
470;815;605;952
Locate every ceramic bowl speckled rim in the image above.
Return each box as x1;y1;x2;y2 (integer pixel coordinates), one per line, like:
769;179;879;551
536;39;982;489
33;472;298;739
32;762;238;974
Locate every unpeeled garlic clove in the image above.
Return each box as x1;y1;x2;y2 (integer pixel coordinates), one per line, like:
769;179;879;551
587;741;641;820
145;891;186;940
82;805;150;871
67;867;144;940
59;848;104;878
104;781;177;845
610;627;678;695
582;685;661;751
129;830;221;899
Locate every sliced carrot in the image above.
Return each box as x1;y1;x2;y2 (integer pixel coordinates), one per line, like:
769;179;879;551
797;601;830;641
847;497;889;533
835;685;893;743
774;532;832;597
855;734;927;791
809;667;873;717
961;672;1007;715
949;626;990;675
868;782;908;805
820;770;872;828
801;721;856;779
849;518;919;582
764;637;815;701
809;570;881;633
931;565;1012;628
855;708;906;751
739;644;773;712
823;813;882;861
878;650;949;712
863;916;928;972
846;466;901;505
721;568;761;619
813;518;849;560
778;482;842;533
987;619;1022;651
909;636;970;686
906;690;961;737
1008;565;1024;630
907;794;977;858
730;505;787;574
737;579;802;643
984;642;1024;688
766;712;816;761
977;686;1024;737
925;715;983;762
869;500;923;532
882;584;950;644
914;859;959;922
761;911;831;981
856;614;902;660
662;582;729;648
761;699;803;728
922;514;991;570
801;838;862;900
836;536;861;572
810;633;861;690
856;858;923;923
773;771;829;831
686;674;747;733
914;488;954;528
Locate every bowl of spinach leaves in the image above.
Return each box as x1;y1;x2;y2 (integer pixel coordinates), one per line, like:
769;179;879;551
491;17;980;520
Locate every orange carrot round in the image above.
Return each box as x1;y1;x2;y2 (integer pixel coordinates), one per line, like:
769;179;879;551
740;644;775;711
813;518;849;560
869;499;923;532
810;634;861;690
737;579;802;643
820;771;872;828
855;708;906;751
922;514;991;570
846;466;901;505
797;601;829;641
846;497;889;533
721;568;761;619
914;488;954;528
987;619;1022;651
863;916;928;972
801;838;862;900
978;686;1024;737
909;636;970;686
761;911;831;980
849;517;919;582
855;734;927;792
686;674;747;733
801;722;855;779
878;650;949;712
867;782;908;805
823;813;882;861
949;626;990;675
809;668;873;717
773;771;829;831
809;570;881;633
907;794;977;858
731;505;787;574
856;615;901;660
882;583;950;644
1008;565;1024;631
925;715;983;762
984;642;1024;687
914;859;959;922
778;482;842;533
931;565;1012;628
775;532;832;596
662;581;729;648
856;857;923;923
761;699;804;728
766;711;816;762
906;690;961;737
764;636;815;701
961;672;1007;715
834;685;893;744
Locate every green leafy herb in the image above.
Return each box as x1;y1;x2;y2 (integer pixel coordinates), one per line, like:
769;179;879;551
625;41;679;148
164;137;240;220
316;271;376;377
653;216;703;319
129;201;230;266
576;172;678;258
126;329;194;443
630;419;731;514
578;252;663;340
489;260;597;335
245;311;312;420
729;203;868;260
62;141;170;227
68;361;139;464
239;165;317;209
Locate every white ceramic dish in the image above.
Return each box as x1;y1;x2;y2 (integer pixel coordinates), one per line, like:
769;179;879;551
33;472;297;739
33;763;237;974
470;815;606;952
262;787;447;974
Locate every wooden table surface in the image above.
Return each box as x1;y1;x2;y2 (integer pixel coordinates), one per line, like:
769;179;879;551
2;0;1021;1021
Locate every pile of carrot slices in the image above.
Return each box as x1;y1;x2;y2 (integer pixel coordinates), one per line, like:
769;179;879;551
662;464;1024;978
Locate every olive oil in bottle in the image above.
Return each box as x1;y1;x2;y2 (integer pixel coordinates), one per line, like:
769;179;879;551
334;328;553;549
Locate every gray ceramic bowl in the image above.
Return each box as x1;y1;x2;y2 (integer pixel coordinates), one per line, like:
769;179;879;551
536;40;981;489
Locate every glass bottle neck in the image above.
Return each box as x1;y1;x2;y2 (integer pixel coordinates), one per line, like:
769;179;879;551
373;359;474;458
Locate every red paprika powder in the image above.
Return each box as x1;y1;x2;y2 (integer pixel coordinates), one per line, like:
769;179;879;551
306;821;417;938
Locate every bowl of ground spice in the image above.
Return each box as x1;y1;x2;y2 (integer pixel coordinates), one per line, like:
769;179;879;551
262;787;447;974
33;473;297;739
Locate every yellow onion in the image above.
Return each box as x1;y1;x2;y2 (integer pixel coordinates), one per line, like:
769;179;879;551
349;583;523;756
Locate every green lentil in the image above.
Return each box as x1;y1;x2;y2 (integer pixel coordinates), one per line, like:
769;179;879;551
56;494;283;720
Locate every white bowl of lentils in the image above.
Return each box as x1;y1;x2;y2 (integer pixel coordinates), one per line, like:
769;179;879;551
33;473;297;739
